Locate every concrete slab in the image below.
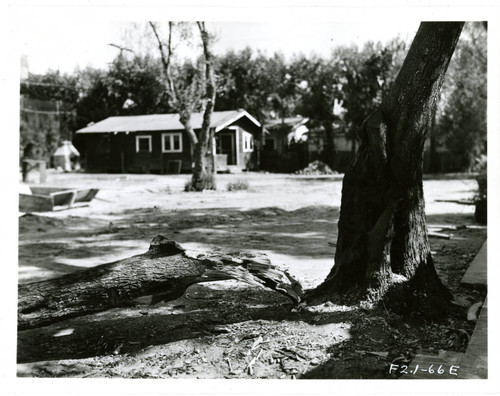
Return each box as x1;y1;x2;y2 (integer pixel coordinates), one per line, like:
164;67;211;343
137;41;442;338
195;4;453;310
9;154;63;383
461;240;487;289
401;239;488;380
401;297;488;379
458;296;488;379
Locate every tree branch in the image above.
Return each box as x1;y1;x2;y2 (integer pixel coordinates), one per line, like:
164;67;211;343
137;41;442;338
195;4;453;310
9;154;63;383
149;21;178;107
149;21;198;145
197;21;216;148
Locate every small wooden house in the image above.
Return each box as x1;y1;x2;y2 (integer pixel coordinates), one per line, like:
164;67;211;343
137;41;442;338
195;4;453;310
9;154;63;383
260;116;309;172
263;116;309;153
75;110;262;173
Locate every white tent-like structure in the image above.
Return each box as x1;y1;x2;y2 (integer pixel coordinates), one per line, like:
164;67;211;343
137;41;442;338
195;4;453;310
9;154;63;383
53;141;80;171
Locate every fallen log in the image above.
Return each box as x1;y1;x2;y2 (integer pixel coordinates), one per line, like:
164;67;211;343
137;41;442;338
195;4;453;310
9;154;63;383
18;235;304;330
435;199;475;205
428;231;451;239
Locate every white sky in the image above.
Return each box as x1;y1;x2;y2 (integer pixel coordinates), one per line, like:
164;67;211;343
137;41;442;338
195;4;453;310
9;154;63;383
12;2;496;75
18;19;419;75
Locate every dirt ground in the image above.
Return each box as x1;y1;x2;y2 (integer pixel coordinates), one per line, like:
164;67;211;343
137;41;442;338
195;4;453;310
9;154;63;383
17;171;487;379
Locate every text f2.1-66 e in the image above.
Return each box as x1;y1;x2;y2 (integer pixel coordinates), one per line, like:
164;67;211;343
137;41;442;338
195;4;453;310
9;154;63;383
389;363;459;376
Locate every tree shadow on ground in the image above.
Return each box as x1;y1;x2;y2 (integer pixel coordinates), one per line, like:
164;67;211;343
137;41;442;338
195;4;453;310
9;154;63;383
300;211;486;379
18;205;340;286
91;205;339;259
17;280;469;379
17;285;355;364
17;208;486;378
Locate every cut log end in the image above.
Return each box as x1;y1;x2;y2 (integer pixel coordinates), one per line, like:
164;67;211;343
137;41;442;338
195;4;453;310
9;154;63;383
148;235;186;256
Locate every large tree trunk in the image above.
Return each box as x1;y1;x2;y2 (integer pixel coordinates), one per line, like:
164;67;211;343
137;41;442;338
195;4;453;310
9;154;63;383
18;236;304;330
191;21;217;191
428;109;439;173
149;22;199;158
307;22;464;316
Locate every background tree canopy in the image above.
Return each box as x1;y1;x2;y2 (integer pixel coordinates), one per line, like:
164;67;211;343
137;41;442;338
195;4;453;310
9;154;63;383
20;22;486;172
435;22;487;171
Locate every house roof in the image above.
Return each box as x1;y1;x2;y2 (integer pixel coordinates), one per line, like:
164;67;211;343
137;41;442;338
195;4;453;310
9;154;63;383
264;116;309;129
264;116;309;142
76;110;261;134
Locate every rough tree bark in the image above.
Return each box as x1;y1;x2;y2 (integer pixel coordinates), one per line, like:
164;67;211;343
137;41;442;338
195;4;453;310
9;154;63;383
18;236;304;330
191;21;216;190
307;22;464;316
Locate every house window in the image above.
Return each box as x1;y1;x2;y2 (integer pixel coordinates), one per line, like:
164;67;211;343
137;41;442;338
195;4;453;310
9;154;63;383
162;133;183;153
243;132;254;152
136;135;152;153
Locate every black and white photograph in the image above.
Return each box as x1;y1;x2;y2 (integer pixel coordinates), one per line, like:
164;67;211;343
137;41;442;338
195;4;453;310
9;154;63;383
2;1;499;395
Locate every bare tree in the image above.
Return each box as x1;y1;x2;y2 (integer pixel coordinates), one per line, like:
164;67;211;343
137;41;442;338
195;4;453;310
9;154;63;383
192;21;216;190
149;21;216;190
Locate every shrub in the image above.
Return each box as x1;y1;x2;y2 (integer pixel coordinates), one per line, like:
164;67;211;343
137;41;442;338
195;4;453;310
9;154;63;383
227;179;249;191
295;160;337;175
184;174;217;192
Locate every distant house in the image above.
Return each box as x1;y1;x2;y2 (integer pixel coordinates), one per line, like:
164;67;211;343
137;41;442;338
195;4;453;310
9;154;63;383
261;116;309;172
263;116;309;153
306;125;461;173
304;126;355;172
75;110;262;173
261;116;359;173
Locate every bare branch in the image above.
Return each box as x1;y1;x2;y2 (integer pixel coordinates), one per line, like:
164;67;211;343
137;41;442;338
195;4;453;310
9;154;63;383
149;21;178;106
107;43;134;54
197;21;216;145
149;21;200;146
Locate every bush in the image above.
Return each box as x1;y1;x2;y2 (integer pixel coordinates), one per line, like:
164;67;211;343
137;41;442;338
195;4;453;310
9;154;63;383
227;179;249;191
184;174;217;192
295;160;337;175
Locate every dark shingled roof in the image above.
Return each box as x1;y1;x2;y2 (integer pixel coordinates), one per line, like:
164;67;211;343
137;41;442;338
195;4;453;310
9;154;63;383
76;110;261;134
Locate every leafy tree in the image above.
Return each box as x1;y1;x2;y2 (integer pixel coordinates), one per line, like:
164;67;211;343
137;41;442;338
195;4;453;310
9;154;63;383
20;71;79;160
75;55;173;129
106;54;172;116
21;71;79;103
335;40;406;154
292;39;406;168
294;54;340;166
215;48;262;116
74;67;115;129
434;22;487;171
215;49;299;123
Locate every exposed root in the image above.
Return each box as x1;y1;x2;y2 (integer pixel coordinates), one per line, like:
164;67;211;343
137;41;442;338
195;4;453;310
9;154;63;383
306;268;456;320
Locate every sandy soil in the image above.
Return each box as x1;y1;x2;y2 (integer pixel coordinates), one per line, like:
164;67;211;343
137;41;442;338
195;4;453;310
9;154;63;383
17;171;486;378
